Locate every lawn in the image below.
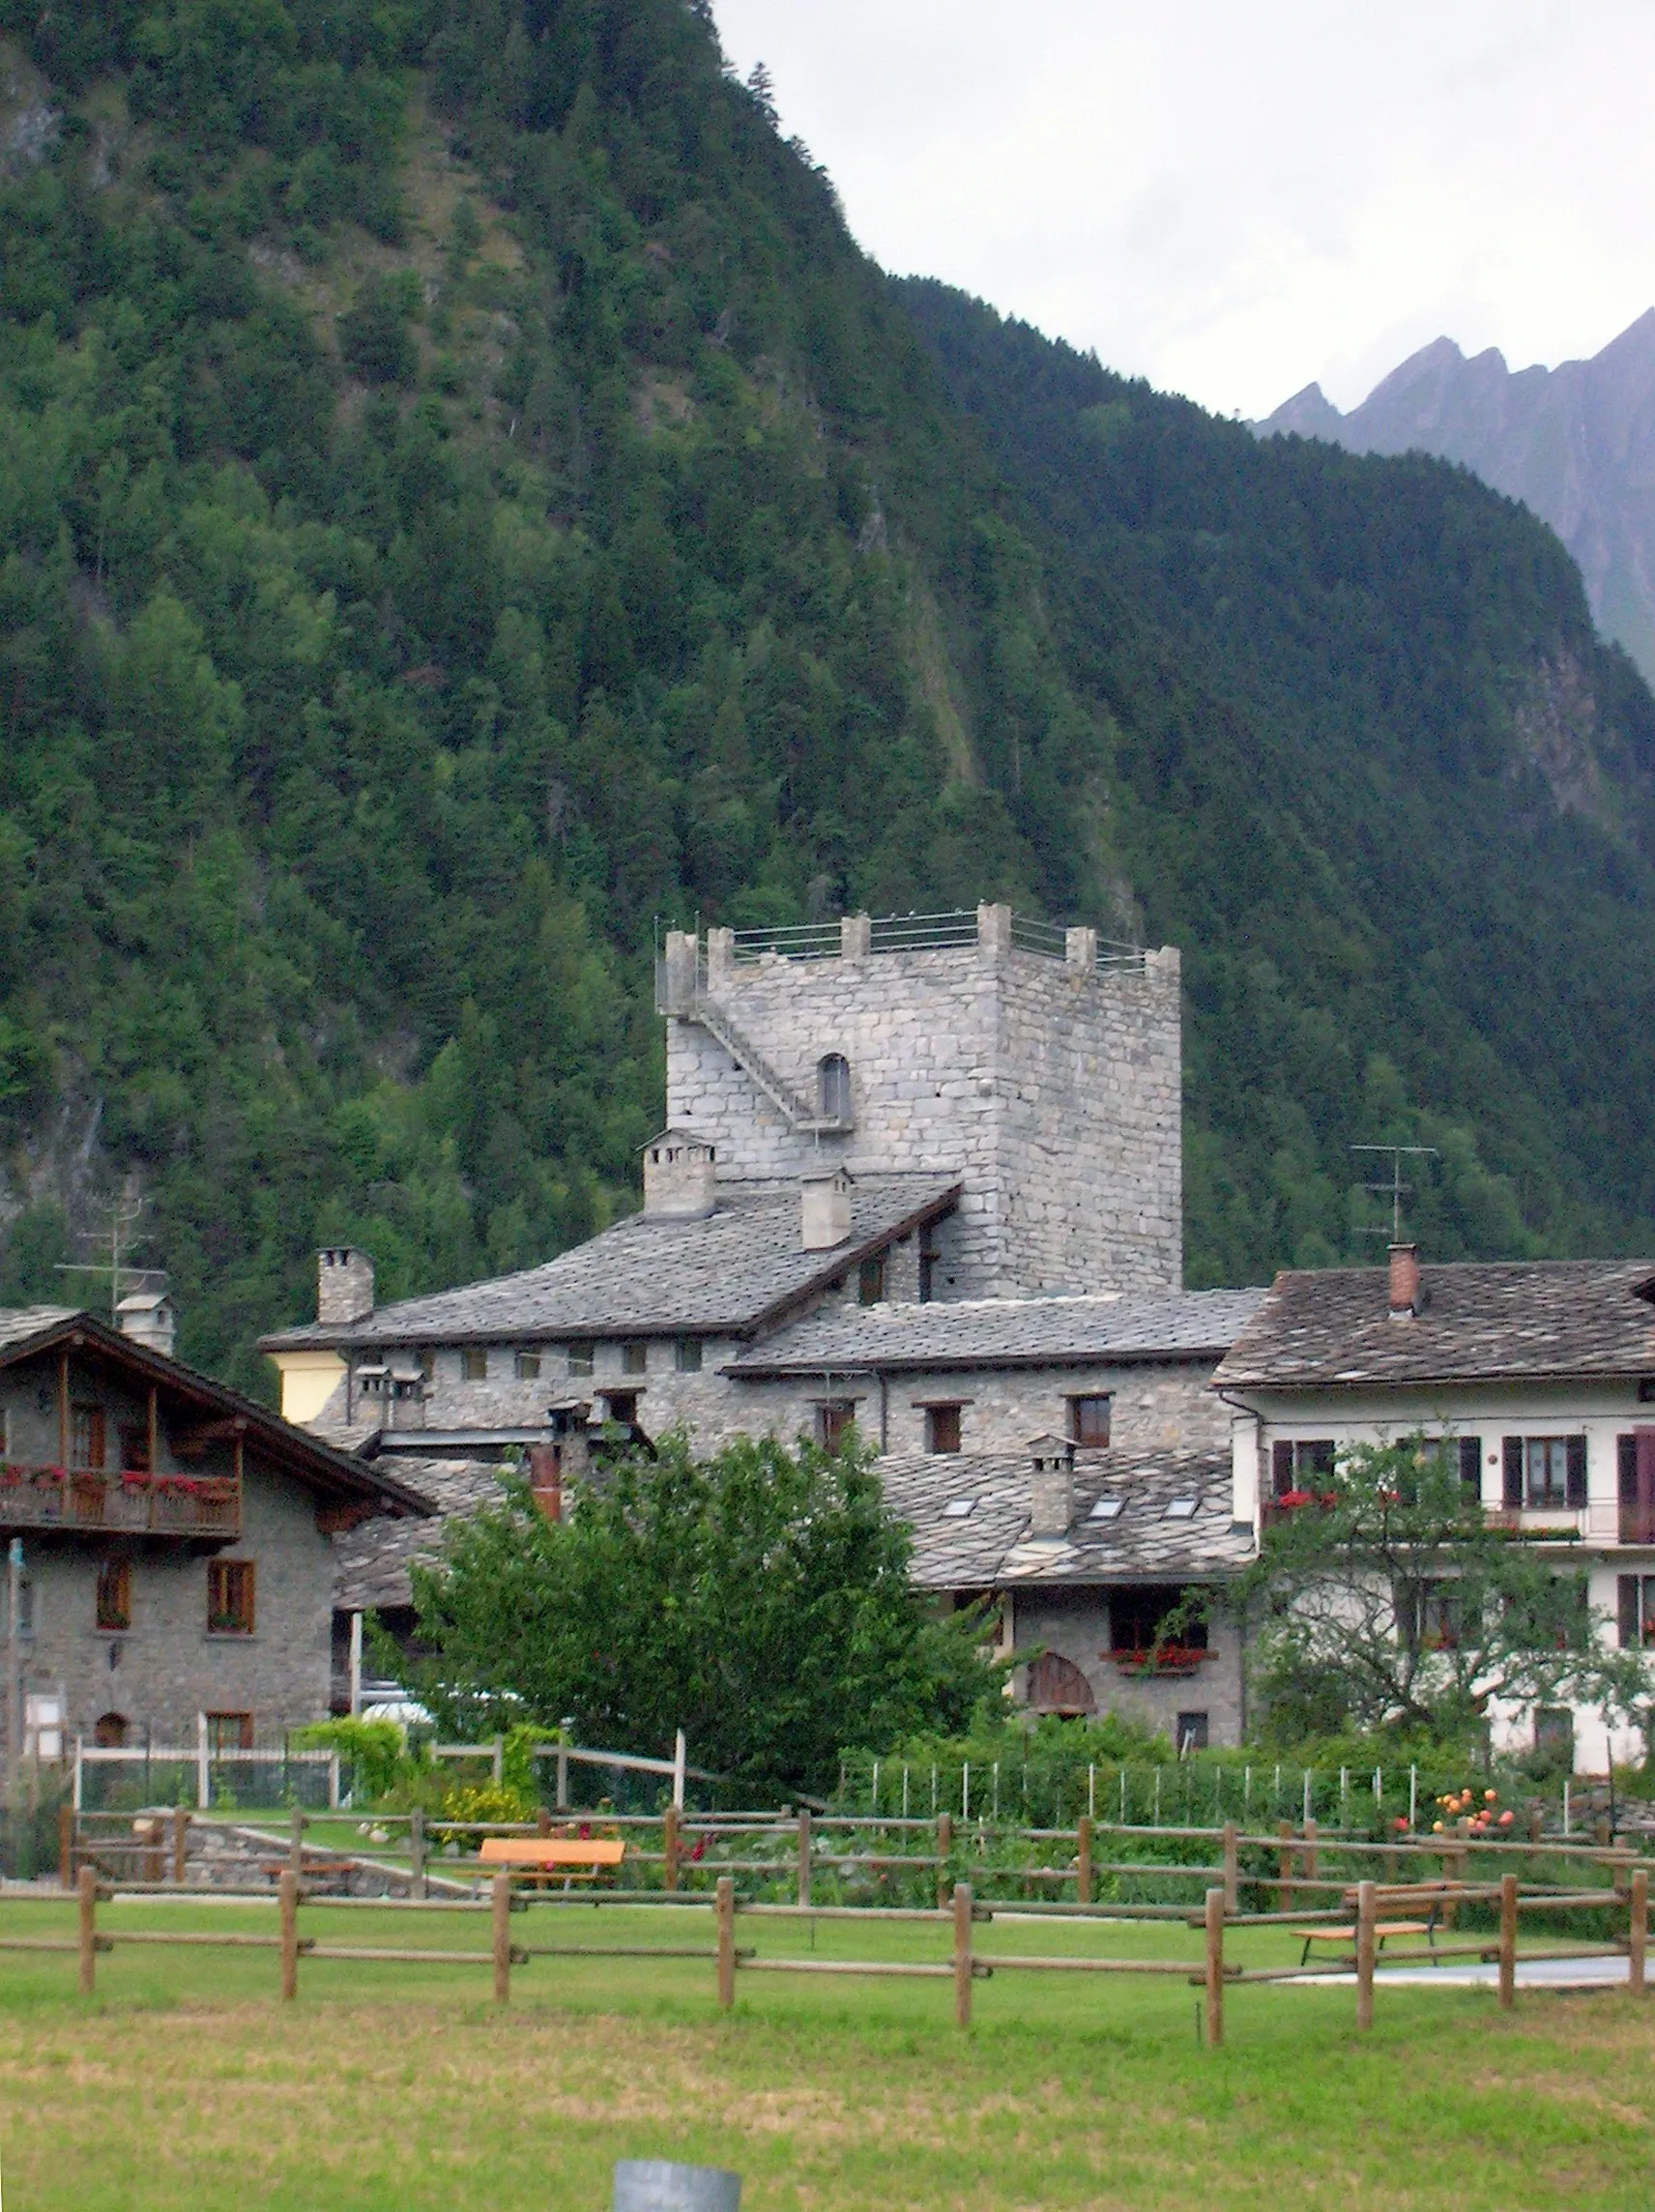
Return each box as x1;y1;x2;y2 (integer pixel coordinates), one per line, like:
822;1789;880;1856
0;1896;1650;2209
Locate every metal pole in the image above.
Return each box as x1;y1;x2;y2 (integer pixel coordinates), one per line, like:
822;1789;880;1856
7;1536;21;1825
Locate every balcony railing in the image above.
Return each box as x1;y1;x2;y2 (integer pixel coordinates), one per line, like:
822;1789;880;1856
0;1466;241;1538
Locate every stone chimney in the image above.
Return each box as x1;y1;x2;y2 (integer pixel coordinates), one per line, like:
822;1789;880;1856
1388;1243;1422;1319
1029;1433;1077;1538
115;1289;176;1359
318;1247;375;1327
801;1166;854;1251
642;1129;717;1220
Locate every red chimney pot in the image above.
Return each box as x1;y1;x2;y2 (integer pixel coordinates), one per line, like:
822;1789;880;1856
1388;1243;1420;1318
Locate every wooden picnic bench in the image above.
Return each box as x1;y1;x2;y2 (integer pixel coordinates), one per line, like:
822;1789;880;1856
477;1837;625;1887
1300;1882;1463;1967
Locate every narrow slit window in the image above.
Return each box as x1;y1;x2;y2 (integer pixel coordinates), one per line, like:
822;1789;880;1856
514;1351;541;1381
925;1405;962;1455
1068;1395;1112;1447
207;1559;255;1636
460;1348;488;1382
96;1558;131;1633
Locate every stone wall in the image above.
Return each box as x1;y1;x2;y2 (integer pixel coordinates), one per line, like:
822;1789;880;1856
662;915;1180;1297
1007;1586;1244;1748
10;1458;335;1748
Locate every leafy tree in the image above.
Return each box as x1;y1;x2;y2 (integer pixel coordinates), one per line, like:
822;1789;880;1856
399;1432;997;1794
1220;1439;1653;1748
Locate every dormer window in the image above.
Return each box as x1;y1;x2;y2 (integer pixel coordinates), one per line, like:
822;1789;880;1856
857;1253;886;1306
817;1054;851;1123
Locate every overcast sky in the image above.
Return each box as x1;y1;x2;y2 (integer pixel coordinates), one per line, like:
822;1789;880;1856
711;0;1655;422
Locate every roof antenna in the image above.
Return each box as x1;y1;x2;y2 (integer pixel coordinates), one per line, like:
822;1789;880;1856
1350;1145;1437;1245
55;1175;154;1320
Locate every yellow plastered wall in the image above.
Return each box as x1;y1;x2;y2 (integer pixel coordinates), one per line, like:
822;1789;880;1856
270;1351;347;1427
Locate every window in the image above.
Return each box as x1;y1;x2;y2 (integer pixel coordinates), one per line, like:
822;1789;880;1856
1163;1498;1199;1521
460;1348;488;1382
94;1711;128;1749
1110;1585;1206;1655
1619;1575;1655;1647
1069;1395;1112;1447
1270;1439;1335;1499
567;1345;594;1379
1176;1711;1209;1755
918;1241;938;1304
942;1498;977;1518
96;1558;131;1633
1089;1497;1124;1521
1504;1435;1587;1509
925;1404;962;1455
1534;1707;1574;1766
118;1423;150;1475
71;1405;106;1470
857;1253;886;1306
2;1576;34;1641
419;1350;436;1382
675;1338;703;1374
600;1391;637;1429
1404;1578;1466;1650
207;1560;255;1636
207;1711;254;1756
514;1351;541;1380
817;1054;851;1122
815;1401;857;1452
622;1341;649;1375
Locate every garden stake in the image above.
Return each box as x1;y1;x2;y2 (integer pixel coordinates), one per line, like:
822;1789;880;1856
1498;1874;1518;2010
491;1872;511;2003
1222;1822;1238;1914
278;1870;300;2000
715;1878;735;2010
796;1809;811;1909
935;1813;952;1909
663;1804;680;1893
1076;1816;1091;1906
953;1883;973;2029
1354;1880;1376;2031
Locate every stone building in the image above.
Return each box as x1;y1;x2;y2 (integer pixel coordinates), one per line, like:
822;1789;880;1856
262;905;1261;1747
0;1307;428;1756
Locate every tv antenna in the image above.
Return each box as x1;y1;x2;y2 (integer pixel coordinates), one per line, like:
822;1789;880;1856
1350;1144;1438;1244
54;1179;155;1321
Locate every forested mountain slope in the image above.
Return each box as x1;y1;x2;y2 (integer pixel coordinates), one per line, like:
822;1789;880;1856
898;280;1655;1284
0;2;1650;1391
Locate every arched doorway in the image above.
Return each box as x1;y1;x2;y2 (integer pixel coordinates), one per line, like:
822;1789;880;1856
1027;1651;1096;1715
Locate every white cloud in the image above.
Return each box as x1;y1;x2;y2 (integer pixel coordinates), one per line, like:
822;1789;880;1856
711;0;1655;417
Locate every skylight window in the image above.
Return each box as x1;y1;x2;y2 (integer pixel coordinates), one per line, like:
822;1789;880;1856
942;1498;977;1519
1164;1498;1200;1520
1089;1497;1124;1521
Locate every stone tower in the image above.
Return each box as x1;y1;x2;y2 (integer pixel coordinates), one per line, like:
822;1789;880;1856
655;905;1182;1299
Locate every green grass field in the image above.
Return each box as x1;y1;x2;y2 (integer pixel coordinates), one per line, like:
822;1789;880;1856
0;1895;1650;2210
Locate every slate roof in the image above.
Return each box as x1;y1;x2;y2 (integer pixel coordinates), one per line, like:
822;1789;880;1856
0;1308;432;1517
726;1288;1265;1375
1215;1260;1655;1390
261;1178;961;1352
334;1459;506;1611
879;1446;1246;1588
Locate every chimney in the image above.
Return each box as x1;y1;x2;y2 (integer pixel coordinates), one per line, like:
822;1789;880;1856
115;1289;176;1359
1029;1433;1076;1538
642;1129;717;1221
1387;1243;1421;1319
318;1247;375;1326
800;1166;854;1251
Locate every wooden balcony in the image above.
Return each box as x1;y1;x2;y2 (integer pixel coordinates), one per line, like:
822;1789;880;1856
0;1466;241;1540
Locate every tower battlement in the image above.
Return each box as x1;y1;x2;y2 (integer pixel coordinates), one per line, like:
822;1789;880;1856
657;905;1181;1300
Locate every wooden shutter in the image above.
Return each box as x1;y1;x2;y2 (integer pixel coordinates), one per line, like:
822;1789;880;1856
1566;1436;1588;1509
1271;1441;1292;1499
1501;1437;1523;1508
1620;1435;1639;1502
1458;1437;1482;1500
1619;1575;1640;1648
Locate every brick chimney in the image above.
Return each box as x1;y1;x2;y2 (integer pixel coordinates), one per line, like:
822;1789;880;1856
1029;1432;1077;1538
317;1247;374;1326
1388;1242;1421;1319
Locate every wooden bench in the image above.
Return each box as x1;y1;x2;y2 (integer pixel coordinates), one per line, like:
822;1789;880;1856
477;1837;625;1887
1300;1882;1462;1966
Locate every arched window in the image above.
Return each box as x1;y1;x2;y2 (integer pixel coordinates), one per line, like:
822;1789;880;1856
94;1711;129;1749
817;1054;851;1123
1027;1652;1096;1715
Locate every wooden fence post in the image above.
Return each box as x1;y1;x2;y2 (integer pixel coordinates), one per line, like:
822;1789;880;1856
77;1864;97;1996
1277;1819;1293;1910
58;1803;73;1891
172;1805;189;1886
953;1882;974;2030
1222;1821;1238;1915
492;1871;512;2004
1631;1869;1647;1998
1076;1814;1091;1906
409;1806;426;1901
288;1803;305;1881
1204;1886;1224;2049
1498;1872;1518;2011
935;1812;952;1910
663;1803;681;1894
1302;1817;1318;1894
797;1808;811;1909
278;1869;299;2001
715;1877;735;2011
1354;1879;1376;2031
